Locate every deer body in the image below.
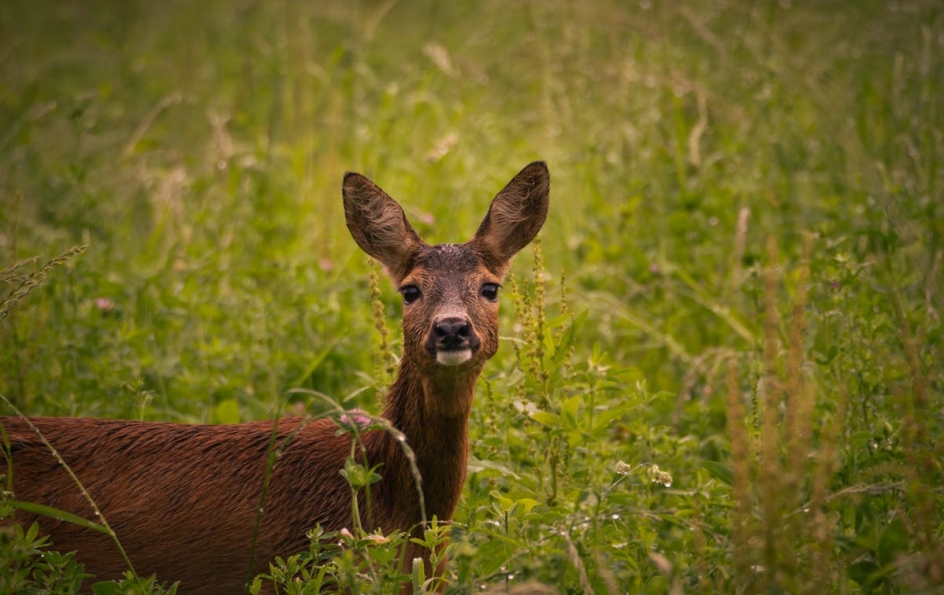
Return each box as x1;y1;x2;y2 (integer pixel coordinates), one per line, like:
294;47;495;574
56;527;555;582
2;162;550;594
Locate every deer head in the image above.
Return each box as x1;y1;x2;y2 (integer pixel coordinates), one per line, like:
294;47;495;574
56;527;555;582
342;162;550;378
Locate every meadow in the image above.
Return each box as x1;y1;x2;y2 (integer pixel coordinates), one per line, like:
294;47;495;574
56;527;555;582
1;0;942;593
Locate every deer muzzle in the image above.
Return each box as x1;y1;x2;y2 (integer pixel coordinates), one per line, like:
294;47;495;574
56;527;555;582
427;316;479;366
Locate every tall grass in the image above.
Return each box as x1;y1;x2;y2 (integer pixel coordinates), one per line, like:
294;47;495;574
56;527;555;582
1;0;942;593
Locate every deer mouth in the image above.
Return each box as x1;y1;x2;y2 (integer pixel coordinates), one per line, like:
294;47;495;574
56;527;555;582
435;347;473;366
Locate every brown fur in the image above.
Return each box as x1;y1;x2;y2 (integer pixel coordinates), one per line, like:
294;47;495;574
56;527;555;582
2;162;550;594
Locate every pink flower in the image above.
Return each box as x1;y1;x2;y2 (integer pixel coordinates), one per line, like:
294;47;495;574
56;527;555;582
337;409;373;431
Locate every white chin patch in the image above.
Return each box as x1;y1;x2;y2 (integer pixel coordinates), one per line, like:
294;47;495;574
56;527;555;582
436;349;472;366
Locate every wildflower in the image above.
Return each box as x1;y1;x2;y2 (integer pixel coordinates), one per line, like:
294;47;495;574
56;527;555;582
614;460;673;487
336;409;373;431
648;464;673;488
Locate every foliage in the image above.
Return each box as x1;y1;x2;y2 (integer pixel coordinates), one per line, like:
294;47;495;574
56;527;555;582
251;523;450;595
1;0;943;593
0;515;89;595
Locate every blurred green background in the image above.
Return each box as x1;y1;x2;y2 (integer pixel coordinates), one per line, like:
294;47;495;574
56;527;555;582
2;1;942;593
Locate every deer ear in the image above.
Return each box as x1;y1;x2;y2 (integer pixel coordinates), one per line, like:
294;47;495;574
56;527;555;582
472;161;550;272
343;172;423;281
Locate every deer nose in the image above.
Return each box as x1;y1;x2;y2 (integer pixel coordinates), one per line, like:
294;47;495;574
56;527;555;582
434;317;470;347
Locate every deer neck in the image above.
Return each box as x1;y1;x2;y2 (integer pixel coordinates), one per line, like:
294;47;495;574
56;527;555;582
389;355;481;420
376;358;480;522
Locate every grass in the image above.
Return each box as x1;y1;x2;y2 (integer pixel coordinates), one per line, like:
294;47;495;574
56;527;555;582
1;0;943;593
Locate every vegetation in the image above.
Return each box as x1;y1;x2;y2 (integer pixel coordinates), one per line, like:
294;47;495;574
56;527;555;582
1;0;942;593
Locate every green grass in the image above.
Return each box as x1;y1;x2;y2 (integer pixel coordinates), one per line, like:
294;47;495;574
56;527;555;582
2;0;943;593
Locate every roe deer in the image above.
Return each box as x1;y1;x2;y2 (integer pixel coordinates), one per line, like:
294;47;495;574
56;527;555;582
1;162;550;594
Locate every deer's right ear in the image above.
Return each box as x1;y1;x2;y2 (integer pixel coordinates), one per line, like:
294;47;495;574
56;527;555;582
343;172;423;282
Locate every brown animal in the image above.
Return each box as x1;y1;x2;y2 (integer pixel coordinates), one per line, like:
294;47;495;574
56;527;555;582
1;162;550;593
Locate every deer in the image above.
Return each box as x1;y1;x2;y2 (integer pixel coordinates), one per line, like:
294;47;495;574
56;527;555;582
1;161;550;594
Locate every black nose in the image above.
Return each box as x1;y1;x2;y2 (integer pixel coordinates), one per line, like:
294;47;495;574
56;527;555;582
434;317;470;347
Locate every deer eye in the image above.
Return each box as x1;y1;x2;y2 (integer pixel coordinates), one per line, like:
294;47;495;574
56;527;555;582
400;285;421;304
481;283;500;302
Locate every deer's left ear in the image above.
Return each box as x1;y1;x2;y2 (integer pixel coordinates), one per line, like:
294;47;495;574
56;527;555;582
472;162;550;272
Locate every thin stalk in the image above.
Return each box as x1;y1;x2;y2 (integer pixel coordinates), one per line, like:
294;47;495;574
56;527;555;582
0;394;138;578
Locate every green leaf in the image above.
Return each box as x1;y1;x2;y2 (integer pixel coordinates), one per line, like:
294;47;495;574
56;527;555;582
411;555;426;593
701;461;733;486
471;538;512;577
489;490;515;513
561;395;581;430
530;411;560;428
211;398;241;424
466;456;521;480
91;582;123;595
877;518;909;567
516;498;540;514
551;310;588;365
339;458;382;489
848;560;879;587
9;501;112;535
